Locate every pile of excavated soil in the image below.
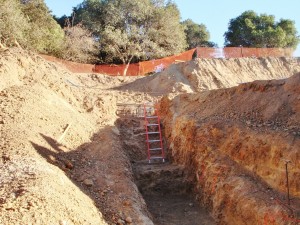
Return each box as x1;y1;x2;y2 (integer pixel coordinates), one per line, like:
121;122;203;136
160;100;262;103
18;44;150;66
159;73;300;225
0;48;155;225
118;57;300;94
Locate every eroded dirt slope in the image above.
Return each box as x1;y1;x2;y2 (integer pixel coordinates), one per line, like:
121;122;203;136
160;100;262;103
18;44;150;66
160;74;300;224
119;57;300;94
0;48;155;225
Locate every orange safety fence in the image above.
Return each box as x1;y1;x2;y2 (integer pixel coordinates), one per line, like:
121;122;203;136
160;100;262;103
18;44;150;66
40;54;95;73
40;47;294;76
138;48;196;75
197;47;293;58
94;63;140;76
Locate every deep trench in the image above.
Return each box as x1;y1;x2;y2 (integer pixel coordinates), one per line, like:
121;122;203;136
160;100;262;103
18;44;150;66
116;117;215;225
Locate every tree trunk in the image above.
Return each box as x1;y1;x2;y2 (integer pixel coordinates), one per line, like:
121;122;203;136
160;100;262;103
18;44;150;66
123;62;130;76
122;56;134;76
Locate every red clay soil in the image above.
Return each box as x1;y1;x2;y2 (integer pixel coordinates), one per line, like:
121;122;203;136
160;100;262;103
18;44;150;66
159;74;300;225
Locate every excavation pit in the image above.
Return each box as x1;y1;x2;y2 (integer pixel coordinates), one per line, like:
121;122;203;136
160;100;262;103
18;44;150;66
117;116;215;225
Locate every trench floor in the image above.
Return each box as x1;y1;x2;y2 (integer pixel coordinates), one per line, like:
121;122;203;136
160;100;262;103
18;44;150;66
133;161;215;225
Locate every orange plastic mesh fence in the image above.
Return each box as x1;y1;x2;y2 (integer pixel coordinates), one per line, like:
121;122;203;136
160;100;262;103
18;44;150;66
138;48;196;75
40;54;95;73
40;47;294;76
94;63;140;76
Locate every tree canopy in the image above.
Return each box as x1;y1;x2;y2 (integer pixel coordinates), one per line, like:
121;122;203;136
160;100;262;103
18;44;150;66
0;0;64;54
224;10;299;49
21;0;65;54
182;19;217;49
72;0;187;74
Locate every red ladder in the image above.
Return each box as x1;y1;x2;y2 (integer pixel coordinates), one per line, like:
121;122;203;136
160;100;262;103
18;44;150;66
143;103;165;163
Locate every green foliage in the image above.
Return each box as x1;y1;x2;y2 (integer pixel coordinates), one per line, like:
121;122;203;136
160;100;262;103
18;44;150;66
0;0;30;47
148;2;187;57
72;0;187;71
182;19;217;48
0;0;65;55
224;10;299;49
21;0;65;54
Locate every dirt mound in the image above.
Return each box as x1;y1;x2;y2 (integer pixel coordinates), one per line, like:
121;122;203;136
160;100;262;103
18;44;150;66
0;48;156;225
119;57;300;94
159;73;300;224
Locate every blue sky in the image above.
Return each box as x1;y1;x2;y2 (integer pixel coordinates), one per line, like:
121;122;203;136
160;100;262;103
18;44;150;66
45;0;300;56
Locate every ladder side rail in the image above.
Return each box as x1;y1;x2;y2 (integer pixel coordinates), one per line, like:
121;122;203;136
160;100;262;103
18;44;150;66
153;104;165;162
156;113;165;162
143;103;151;162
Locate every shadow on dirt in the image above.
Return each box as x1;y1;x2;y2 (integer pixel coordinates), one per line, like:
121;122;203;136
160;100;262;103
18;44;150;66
31;125;153;225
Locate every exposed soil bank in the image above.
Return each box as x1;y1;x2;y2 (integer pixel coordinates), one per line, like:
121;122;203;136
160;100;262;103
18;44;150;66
118;57;300;94
159;74;300;224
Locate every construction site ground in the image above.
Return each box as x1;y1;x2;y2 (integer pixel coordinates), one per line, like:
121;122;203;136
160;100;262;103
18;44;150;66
0;48;300;225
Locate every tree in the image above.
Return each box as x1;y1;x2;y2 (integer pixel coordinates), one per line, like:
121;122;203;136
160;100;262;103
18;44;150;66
20;0;65;55
72;0;187;75
224;10;299;49
61;23;99;63
182;19;217;49
0;0;30;47
0;0;65;54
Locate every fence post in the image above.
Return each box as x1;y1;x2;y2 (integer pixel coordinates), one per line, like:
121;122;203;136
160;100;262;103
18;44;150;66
240;45;243;57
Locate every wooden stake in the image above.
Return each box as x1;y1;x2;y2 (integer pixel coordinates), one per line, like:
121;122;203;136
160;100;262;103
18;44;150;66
57;124;71;144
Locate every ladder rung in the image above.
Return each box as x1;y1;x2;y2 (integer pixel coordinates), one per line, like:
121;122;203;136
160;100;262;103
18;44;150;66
149;148;162;151
146;116;158;119
147;140;161;143
150;156;164;159
147;132;160;134
147;124;159;126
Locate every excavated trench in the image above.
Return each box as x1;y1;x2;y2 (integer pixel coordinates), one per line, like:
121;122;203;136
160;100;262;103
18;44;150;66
116;117;215;225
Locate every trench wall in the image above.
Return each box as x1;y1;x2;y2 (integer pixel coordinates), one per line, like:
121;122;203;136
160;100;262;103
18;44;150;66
159;76;300;224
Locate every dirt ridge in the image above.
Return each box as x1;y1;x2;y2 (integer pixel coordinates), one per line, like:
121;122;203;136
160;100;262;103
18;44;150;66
159;74;300;224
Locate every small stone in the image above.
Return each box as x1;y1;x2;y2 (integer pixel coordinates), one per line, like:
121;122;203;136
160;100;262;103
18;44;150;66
64;160;74;169
2;155;10;162
117;219;124;225
48;155;56;162
83;179;94;187
125;216;132;224
59;220;67;225
112;127;120;136
123;200;131;206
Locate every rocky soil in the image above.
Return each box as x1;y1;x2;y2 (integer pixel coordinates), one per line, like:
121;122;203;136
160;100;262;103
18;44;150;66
159;74;300;225
0;47;300;225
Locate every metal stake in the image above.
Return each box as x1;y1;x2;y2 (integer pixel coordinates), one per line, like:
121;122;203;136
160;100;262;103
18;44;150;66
283;159;291;205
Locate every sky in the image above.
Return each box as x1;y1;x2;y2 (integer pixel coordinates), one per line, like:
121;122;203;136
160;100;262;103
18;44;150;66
44;0;300;56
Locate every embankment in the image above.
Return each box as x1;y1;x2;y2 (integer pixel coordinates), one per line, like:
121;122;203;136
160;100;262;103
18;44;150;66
159;74;300;224
118;57;300;94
